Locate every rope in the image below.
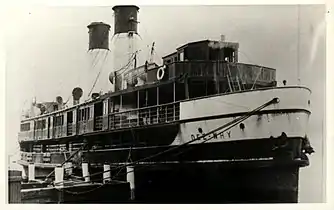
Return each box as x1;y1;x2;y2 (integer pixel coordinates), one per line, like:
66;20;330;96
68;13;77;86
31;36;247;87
251;66;263;90
63;94;72;106
235;64;246;90
87;28;111;71
44;143;87;182
54;182;106;195
87;51;109;98
65;97;277;186
115;50;140;75
52;141;134;196
52;97;276;195
80;98;278;180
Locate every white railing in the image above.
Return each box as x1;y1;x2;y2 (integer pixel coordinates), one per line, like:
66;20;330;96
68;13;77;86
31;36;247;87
109;102;180;129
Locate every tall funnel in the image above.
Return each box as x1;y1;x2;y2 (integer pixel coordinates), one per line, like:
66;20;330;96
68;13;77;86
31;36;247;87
87;22;111;51
111;5;141;91
112;5;139;35
86;22;112;97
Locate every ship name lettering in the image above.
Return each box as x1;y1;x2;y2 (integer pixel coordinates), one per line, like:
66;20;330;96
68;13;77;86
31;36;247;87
190;131;231;141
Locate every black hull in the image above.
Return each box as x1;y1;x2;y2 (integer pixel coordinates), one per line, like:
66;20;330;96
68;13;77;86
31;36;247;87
84;136;305;164
133;162;301;203
82;136;309;203
82;159;305;203
18;133;312;203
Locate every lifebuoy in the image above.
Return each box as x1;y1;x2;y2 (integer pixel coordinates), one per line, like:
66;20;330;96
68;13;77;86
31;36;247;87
157;65;166;80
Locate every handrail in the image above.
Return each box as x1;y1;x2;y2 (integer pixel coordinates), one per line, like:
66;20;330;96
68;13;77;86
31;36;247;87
108;102;180;130
108;101;180;115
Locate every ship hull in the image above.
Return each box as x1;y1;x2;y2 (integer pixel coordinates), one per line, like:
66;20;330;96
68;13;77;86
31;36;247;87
174;86;310;145
17;86;313;203
84;136;305;163
83;134;308;203
133;160;303;203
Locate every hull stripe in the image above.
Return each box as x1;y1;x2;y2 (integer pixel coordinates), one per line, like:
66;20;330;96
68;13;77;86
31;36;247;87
180;108;310;124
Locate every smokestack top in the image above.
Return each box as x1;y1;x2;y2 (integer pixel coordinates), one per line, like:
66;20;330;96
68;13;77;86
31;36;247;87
112;5;140;11
87;22;111;29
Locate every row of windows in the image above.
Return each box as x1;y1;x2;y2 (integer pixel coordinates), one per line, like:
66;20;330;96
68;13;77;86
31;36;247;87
21;108;89;131
20;101;118;131
21;115;63;132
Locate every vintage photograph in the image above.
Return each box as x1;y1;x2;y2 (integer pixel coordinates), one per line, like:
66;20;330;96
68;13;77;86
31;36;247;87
6;4;326;203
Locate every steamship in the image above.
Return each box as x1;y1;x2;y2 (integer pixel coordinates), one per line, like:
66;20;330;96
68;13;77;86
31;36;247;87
17;5;314;203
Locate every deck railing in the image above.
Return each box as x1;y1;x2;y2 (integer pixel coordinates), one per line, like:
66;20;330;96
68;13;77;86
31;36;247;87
67;124;73;135
94;116;103;130
167;61;276;84
109;102;180;130
20;151;69;164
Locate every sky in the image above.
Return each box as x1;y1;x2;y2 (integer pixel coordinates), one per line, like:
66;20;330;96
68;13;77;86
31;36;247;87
4;5;326;202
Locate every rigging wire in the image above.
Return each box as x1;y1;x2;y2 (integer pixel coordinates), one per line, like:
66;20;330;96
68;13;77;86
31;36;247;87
52;142;134;195
87;50;109;98
141;22;162;62
115;50;139;74
235;63;246;90
251;66;263;90
88;28;112;71
63;94;72;106
53;97;278;193
89;49;101;71
44;143;88;181
79;98;278;180
238;50;254;64
51;97;275;193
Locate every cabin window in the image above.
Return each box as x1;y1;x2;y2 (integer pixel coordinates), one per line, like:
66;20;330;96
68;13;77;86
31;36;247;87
20;122;30;131
54;115;64;126
67;111;73;124
36;119;46;129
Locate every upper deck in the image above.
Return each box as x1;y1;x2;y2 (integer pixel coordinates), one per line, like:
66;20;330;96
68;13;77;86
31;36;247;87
145;61;276;87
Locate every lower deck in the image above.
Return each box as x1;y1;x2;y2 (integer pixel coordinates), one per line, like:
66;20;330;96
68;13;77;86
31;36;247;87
17;133;312;203
19;158;307;203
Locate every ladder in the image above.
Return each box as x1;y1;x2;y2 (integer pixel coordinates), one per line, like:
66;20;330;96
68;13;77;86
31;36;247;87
226;64;242;92
227;76;241;92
